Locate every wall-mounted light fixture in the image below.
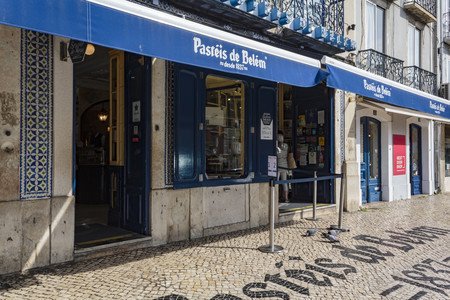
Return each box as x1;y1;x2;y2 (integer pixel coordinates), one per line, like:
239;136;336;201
85;43;96;56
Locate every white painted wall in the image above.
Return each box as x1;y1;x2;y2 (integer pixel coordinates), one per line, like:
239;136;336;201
53;37;74;197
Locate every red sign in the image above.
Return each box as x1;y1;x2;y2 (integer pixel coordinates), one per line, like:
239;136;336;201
393;135;406;176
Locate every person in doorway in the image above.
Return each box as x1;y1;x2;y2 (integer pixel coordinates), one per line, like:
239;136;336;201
277;131;289;202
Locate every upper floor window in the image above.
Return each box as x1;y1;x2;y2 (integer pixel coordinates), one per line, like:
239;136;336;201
408;24;420;67
365;1;385;53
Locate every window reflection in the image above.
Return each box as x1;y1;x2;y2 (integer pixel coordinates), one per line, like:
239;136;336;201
205;76;245;179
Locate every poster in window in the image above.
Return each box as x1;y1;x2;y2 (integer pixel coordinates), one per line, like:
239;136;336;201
393;134;406;175
298;115;306;127
260;113;273;140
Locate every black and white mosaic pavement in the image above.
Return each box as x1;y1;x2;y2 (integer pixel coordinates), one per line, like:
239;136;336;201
0;194;449;299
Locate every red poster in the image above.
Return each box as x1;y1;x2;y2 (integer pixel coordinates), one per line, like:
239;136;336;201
393;135;406;176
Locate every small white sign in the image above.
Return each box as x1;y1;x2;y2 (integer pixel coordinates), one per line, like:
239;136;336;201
268;155;277;177
260;113;273;140
132;101;141;123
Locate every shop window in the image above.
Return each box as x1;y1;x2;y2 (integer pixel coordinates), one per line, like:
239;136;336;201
446;125;450;177
172;63;277;188
205;76;245;179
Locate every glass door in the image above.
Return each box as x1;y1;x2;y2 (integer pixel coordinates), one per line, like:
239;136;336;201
410;124;422;195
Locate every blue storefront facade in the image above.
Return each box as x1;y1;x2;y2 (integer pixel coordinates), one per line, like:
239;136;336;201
0;0;449;275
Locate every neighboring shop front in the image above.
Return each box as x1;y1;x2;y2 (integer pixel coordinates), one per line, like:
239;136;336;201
323;57;450;208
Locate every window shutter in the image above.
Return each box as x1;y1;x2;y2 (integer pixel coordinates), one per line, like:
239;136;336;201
253;82;277;181
173;67;201;187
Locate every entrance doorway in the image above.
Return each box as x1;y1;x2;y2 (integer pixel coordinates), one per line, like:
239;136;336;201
277;84;334;213
410;124;422;195
74;45;151;249
360;117;381;203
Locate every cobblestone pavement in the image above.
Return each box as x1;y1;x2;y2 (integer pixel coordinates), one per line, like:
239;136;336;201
1;194;449;300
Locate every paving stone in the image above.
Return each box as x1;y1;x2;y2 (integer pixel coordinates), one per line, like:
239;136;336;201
0;194;449;299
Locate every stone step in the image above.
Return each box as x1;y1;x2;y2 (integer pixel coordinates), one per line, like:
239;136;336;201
74;237;153;262
278;204;336;223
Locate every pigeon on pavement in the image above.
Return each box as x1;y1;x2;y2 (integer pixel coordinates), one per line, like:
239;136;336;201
306;228;318;236
323;233;340;243
328;229;340;236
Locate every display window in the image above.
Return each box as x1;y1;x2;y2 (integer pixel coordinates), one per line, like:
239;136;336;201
205;76;245;179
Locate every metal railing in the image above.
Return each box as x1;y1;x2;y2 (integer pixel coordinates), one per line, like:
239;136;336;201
264;0;345;35
259;168;345;253
404;0;437;18
356;49;404;82
403;66;437;95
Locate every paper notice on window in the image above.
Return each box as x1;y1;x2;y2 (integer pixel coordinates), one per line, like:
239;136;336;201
268;155;277;177
308;152;317;164
318;110;325;125
299;154;307;166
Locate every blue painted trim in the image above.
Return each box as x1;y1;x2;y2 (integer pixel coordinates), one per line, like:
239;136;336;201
326;64;450;119
329;88;335;204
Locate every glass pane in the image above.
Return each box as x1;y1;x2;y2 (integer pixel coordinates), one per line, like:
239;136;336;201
375;6;384;52
365;2;375;50
368;120;379;179
360;121;364;161
411;126;420;176
445;125;450;177
408;25;414;66
205;75;245;179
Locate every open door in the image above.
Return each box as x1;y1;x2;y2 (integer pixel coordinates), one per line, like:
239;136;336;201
122;53;151;235
410;124;422;195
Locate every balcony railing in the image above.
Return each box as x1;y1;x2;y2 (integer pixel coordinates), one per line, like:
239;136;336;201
444;12;450;45
403;66;437;95
355;49;404;82
270;0;345;36
403;0;436;23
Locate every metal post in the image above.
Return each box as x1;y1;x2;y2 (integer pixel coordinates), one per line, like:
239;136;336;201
259;179;284;253
331;161;349;232
307;171;319;221
338;167;345;228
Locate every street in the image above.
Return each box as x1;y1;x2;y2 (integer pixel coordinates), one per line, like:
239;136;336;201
1;194;449;300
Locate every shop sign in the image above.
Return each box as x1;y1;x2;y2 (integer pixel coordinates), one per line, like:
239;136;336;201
393;134;406;176
260;113;273;140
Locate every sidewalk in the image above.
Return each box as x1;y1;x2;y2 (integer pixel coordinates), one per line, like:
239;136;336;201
1;194;449;299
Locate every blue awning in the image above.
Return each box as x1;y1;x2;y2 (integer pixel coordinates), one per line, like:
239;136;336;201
0;0;326;87
322;56;450;119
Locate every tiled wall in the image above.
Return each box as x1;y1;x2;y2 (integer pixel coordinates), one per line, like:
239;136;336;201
20;30;53;199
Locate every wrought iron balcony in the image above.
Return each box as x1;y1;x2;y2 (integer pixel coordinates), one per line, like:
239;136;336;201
271;0;345;36
355;49;404;82
403;0;436;23
444;12;450;45
403;66;437;95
